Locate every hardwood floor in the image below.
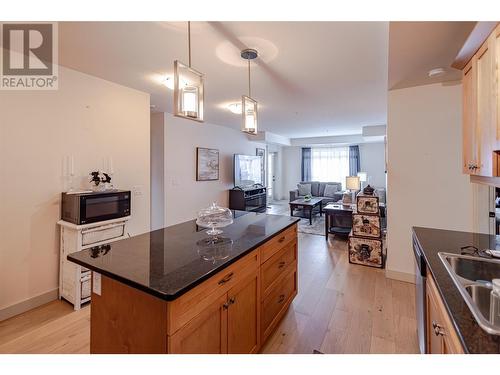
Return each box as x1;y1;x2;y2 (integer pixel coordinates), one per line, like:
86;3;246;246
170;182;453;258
0;213;419;354
260;234;418;354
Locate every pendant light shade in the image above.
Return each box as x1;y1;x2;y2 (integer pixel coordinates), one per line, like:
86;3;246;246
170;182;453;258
242;95;257;134
174;22;204;122
240;49;258;135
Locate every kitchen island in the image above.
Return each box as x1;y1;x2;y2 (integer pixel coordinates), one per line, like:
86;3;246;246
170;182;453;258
68;212;300;354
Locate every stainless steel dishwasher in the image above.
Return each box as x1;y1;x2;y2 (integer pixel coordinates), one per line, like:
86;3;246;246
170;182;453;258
413;233;427;354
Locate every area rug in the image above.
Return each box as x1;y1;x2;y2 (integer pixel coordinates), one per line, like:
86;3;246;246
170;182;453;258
297;216;325;236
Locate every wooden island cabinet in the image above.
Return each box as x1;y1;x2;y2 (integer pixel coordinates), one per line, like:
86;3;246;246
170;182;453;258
69;213;299;354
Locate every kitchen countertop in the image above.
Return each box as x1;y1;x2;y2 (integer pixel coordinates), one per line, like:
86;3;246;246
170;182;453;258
68;211;300;301
412;226;500;353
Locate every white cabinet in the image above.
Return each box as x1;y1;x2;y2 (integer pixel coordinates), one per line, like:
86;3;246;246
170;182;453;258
58;217;129;310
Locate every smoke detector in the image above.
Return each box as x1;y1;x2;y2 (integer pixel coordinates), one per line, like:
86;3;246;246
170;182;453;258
428;67;446;78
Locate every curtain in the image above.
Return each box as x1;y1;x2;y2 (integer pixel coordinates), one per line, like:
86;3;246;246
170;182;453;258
301;147;311;181
311;147;350;188
349;145;360;176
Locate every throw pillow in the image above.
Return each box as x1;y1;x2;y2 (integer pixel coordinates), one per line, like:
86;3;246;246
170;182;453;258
297;183;312;196
323;184;338;198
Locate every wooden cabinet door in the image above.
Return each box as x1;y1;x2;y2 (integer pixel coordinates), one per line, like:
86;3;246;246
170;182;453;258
493;24;500;152
426;274;464;354
227;271;260;354
476;40;495;177
169;294;228;354
426;287;444;354
462;59;478;174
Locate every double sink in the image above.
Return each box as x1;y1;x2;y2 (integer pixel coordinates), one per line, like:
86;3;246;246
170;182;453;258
439;252;500;335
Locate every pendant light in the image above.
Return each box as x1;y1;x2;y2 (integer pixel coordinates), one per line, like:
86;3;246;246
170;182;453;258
174;21;204;122
240;49;258;135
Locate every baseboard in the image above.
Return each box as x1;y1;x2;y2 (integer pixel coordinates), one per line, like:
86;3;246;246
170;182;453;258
0;288;59;322
385;269;416;284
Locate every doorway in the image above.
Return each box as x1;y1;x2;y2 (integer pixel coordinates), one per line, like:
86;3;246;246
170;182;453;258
267;152;277;202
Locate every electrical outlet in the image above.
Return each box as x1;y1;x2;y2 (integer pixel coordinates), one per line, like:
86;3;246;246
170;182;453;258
132;185;143;196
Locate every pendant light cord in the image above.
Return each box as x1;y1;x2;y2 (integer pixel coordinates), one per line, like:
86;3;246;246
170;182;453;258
248;58;251;97
188;21;192;67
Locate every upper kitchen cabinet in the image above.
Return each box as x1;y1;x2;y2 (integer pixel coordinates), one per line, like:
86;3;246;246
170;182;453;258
462;59;478;174
462;23;500;177
494;25;500;166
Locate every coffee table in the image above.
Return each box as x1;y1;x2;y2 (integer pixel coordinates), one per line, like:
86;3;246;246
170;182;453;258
289;198;323;225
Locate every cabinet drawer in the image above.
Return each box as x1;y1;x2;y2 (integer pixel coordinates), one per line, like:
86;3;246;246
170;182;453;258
261;241;296;296
260;224;297;264
261;267;297;339
81;221;126;246
167;250;259;335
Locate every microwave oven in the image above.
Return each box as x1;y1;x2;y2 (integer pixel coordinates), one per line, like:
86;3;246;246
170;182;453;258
61;190;131;225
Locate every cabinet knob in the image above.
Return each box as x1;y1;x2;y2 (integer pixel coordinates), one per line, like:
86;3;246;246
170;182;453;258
278;261;286;269
278;236;286;243
223;297;236;310
278;294;285;303
432;321;445;336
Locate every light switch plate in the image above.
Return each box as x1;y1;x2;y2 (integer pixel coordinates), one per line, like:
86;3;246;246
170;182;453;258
132;185;143;196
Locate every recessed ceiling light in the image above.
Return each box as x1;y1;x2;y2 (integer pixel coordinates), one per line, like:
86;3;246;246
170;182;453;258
227;103;242;114
161;76;174;90
428;67;446;78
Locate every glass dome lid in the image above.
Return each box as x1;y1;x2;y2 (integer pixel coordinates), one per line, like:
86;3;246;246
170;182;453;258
196;202;233;236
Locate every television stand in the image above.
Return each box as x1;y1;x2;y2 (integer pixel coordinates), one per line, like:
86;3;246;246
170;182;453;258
229;186;267;213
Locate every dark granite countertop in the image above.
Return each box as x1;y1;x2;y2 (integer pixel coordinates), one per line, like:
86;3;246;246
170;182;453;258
68;211;299;301
412;226;500;354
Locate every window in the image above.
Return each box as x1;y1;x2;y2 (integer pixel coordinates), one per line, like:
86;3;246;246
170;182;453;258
311;147;350;188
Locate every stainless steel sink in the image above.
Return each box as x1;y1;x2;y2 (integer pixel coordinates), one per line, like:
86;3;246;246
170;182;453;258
438;252;500;335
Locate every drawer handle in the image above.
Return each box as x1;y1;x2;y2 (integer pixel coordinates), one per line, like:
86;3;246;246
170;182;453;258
432;321;445;336
278;261;286;269
218;272;234;285
278;294;285;303
278;236;286;243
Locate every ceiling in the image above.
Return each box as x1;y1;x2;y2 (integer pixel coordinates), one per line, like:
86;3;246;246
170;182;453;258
58;22;389;139
388;21;475;90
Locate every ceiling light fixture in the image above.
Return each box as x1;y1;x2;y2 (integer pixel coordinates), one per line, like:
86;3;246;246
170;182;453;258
428;67;446;78
227;102;242;114
240;48;258;135
174;21;204;122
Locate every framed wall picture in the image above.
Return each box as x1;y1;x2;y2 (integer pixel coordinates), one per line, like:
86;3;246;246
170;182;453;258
196;147;219;181
256;148;265;185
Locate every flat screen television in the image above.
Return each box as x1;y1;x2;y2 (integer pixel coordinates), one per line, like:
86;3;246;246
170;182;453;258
234;154;263;188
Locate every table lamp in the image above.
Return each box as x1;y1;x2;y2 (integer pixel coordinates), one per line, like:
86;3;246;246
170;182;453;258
346;176;360;203
357;172;367;189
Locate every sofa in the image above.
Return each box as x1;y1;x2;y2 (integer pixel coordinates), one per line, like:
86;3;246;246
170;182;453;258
289;181;344;205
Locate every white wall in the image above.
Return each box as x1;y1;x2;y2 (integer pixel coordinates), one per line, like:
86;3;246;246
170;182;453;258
163;113;265;226
282;146;302;196
0;66;151;316
386;82;489;280
359;142;386;189
151;112;165;230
